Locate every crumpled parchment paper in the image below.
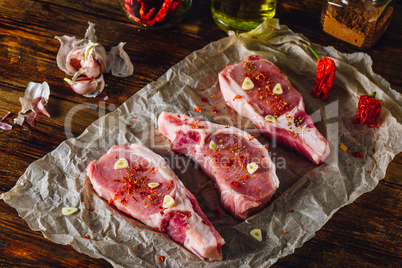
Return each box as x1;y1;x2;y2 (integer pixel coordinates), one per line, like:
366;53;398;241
2;19;401;268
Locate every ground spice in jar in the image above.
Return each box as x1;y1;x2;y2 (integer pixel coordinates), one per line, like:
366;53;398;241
321;0;394;49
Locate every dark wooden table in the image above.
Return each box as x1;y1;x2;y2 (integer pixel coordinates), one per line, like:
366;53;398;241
0;0;400;267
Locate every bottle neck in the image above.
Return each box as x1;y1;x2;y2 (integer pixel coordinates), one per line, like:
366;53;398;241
342;0;383;4
344;0;381;2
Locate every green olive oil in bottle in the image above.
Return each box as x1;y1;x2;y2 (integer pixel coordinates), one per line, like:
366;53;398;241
211;0;277;33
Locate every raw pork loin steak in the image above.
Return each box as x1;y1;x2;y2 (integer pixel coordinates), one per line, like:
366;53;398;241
219;55;330;165
87;144;224;260
158;112;279;220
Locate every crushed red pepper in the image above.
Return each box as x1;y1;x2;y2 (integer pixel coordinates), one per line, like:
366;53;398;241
241;61;292;118
158;255;165;262
108;162;172;209
352;152;363;158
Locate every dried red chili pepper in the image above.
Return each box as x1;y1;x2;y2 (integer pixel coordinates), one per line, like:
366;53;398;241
301;41;336;100
125;0;182;27
353;91;381;128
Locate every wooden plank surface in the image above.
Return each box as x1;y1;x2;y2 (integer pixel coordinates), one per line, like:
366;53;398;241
0;0;400;267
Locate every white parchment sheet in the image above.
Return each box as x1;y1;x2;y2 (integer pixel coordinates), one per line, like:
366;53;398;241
2;19;401;267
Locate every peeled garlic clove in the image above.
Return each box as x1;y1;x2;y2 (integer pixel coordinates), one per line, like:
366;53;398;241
62;207;78;216
265;115;276;123
64;76;99;96
250;229;262;241
272;83;283;94
242;77;254;90
163;195;175;208
148;182;160;189
247;162;258;174
114;158;129;170
82;75;105;98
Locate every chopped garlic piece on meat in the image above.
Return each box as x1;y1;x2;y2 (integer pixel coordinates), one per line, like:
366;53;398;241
163;195;175;208
265;115;276;123
209;140;216;150
247;162;258;174
62;207;78;216
148;182;160;189
242;77;254;90
250;229;262;241
114;158;129;169
273;83;283;94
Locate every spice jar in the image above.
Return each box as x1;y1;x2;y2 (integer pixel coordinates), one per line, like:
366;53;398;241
320;0;394;49
117;0;192;30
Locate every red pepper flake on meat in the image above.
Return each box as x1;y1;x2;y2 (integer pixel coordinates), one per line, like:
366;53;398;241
230;181;239;187
83;235;90;239
158;255;165;262
194;107;201;112
202;97;208;102
199;89;205;92
353;92;382;128
233;95;242;100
